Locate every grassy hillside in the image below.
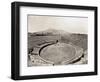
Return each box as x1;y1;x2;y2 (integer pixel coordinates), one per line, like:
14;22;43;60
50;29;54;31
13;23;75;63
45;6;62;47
28;29;87;51
60;34;87;51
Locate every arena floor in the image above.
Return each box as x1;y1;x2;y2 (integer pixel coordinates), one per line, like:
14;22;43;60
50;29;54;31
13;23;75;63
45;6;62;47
40;42;82;65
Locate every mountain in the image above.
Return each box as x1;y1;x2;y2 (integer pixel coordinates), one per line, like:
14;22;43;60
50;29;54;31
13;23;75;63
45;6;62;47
29;29;70;36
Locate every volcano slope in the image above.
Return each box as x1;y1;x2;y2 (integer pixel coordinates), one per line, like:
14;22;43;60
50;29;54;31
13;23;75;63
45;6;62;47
28;29;87;66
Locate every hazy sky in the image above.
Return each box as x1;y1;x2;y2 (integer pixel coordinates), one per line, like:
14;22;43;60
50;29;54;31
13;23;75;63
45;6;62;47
28;15;88;34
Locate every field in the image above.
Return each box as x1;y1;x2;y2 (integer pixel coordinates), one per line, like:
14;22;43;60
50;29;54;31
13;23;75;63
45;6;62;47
40;43;81;65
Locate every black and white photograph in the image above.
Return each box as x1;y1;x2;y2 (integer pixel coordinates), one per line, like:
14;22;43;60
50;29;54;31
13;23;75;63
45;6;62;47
11;2;97;80
28;15;88;66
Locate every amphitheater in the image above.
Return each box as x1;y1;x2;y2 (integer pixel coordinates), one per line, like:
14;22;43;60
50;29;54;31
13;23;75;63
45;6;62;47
28;41;84;66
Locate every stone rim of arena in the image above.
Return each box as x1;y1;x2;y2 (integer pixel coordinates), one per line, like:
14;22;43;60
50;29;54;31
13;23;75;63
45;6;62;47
39;42;83;65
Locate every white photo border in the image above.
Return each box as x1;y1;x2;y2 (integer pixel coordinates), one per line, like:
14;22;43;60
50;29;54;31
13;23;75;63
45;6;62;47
20;6;95;76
